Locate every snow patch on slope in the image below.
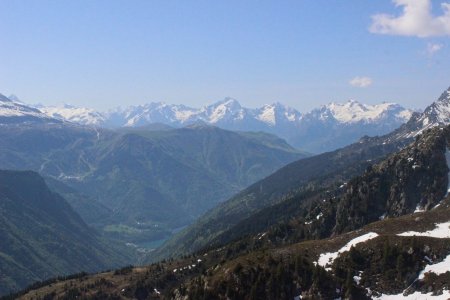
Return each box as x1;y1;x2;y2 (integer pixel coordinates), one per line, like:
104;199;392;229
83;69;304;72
397;222;450;239
418;254;450;280
372;253;450;299
205;98;244;123
256;104;277;125
373;289;450;300
255;103;302;126
446;148;450;197
316;232;379;270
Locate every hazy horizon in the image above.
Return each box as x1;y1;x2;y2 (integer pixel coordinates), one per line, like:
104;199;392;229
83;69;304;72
0;91;431;114
1;0;449;111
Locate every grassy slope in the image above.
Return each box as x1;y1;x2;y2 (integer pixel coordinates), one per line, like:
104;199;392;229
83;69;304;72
11;201;450;300
0;170;134;296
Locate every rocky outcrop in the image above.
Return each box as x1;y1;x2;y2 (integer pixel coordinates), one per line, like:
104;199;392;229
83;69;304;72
334;125;450;234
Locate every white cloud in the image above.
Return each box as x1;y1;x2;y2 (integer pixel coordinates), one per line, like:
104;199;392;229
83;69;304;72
426;42;443;55
369;0;450;37
349;76;373;88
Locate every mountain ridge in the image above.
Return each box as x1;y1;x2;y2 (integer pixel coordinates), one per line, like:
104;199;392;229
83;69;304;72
0;121;305;248
0;93;413;153
54;98;415;152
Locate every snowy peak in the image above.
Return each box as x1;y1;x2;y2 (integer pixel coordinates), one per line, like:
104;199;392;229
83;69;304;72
397;86;450;139
211;97;242;110
0;94;56;123
39;104;106;126
112;102;198;127
256;104;278;125
385;86;450;141
202;98;246;124
311;100;412;124
256;102;301;125
105;97;302;128
421;86;450;124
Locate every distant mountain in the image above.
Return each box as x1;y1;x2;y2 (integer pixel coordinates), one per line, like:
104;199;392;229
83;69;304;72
309;100;411;124
294;100;413;152
19;94;412;153
103;102;198;127
0;170;132;296
103;99;413;153
0;121;306;246
0;92;415;153
37;104;106;126
0;94;60;125
101;98;303;132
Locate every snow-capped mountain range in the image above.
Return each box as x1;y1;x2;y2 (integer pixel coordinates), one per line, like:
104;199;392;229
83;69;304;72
21;96;412;129
38;104;106;126
100;98;303;131
312;100;412;124
0;92;424;152
294;100;418;152
0;93;60;124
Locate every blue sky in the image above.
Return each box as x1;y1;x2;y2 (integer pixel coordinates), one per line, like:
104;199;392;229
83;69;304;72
0;0;449;111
